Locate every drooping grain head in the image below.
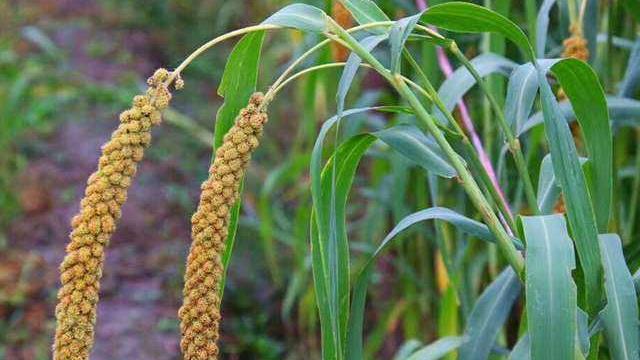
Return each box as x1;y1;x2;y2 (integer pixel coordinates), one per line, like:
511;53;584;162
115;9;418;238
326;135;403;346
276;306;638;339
179;93;267;359
53;69;174;360
562;24;589;62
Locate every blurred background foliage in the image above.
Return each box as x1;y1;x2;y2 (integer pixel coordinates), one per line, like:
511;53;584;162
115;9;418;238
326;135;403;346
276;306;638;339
0;0;638;359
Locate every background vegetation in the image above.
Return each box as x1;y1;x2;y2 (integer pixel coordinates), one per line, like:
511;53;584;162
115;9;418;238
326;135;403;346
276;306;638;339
1;0;639;359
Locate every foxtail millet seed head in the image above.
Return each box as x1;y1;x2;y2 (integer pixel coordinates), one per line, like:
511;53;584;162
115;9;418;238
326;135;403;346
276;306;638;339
52;68;176;360
179;93;267;359
562;24;589;62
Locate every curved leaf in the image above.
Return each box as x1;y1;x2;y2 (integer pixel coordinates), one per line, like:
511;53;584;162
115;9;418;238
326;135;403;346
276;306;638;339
339;0;389;25
537;154;589;214
406;337;466;360
435;53;517;124
459;268;521;360
215;31;265;293
262;3;328;32
552;58;612;231
521;215;577;360
390;14;423;73
620;39;640;97
520;96;640;134
420;2;535;60
535;0;557;57
504;59;559;133
338;35;387;115
374;124;456;178
599;234;640;360
348;207;522;359
536;67;602;314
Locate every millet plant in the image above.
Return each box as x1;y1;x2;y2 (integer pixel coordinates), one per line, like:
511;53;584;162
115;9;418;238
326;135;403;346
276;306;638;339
52;0;640;359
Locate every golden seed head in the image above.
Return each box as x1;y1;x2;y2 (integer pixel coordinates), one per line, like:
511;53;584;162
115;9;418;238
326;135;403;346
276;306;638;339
53;69;172;360
179;93;267;359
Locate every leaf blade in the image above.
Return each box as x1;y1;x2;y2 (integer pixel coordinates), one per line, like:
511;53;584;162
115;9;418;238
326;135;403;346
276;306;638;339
521;214;577;360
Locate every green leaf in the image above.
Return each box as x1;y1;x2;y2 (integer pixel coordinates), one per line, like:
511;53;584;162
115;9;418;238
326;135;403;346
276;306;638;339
520;96;640;134
394;340;423;360
311;125;371;360
620;39;640;97
535;0;557;57
459;268;521;360
504;59;559;133
598;234;640;360
310;106;401;359
214;32;265;149
347;207;522;360
262;3;328;32
406;337;466;360
508;335;530;360
521;214;577;360
552;58;612;231
536;68;602;315
623;0;640;22
435;53;516;124
537;154;588;214
214;31;265;293
339;0;389;25
420;2;535;60
338;35;387;115
374;124;457;178
389;14;423;74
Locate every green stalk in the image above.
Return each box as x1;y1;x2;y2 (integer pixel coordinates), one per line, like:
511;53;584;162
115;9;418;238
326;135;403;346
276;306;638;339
449;43;540;215
403;50;516;231
326;19;525;276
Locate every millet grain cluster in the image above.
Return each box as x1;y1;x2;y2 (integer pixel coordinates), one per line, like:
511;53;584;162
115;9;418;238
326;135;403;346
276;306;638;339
53;69;174;360
179;93;268;359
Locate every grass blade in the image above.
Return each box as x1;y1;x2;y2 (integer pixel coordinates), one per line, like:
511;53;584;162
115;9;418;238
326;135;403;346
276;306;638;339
552;58;613;231
521;214;577;360
406;337;466;360
374;124;456;178
599;234;640;360
389;14;423;74
262;3;328;33
435;53;516;124
348;206;522;359
420;2;535;60
537;68;602;314
339;0;389;25
215;31;265;292
537;154;588;214
535;0;556;57
459;268;521;360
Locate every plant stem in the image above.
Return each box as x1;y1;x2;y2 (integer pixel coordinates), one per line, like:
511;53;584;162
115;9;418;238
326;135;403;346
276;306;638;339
403;50;516;231
449;43;540;215
268;62;432;104
169;24;281;83
327;19;525;276
393;77;524;276
415;0;511;223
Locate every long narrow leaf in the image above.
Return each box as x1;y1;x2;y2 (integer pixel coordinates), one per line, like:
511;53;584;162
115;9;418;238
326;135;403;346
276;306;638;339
552;58;612;231
599;234;640;360
459;268;521;360
348;207;521;359
521;214;577;359
406;337;466;360
435;54;516;124
421;2;535;60
262;3;328;32
536;68;602;314
215;31;265;293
